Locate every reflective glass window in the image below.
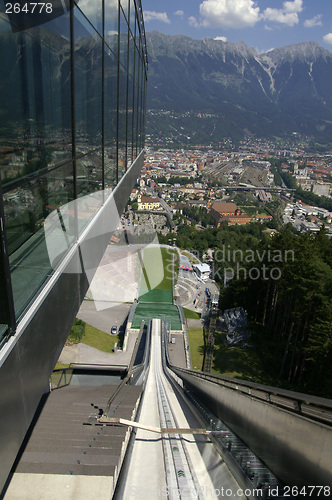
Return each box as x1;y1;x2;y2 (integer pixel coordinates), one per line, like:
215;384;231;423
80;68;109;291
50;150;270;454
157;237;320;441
118;64;128;178
104;47;118;187
0;6;71;185
127;75;134;166
75;153;105;234
128;27;135;78
132;83;138;158
105;0;118;56
73;8;103;163
120;0;129;21
5;162;75;319
0;0;148;334
76;151;103;201
0;199;10;342
104;145;117;188
119;7;128;72
129;0;136;36
75;0;103;36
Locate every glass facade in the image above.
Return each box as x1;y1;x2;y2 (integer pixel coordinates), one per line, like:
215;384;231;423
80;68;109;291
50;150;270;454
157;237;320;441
0;0;148;344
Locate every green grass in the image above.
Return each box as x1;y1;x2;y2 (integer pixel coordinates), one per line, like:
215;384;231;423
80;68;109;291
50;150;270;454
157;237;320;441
187;327;205;370
132;303;182;330
181;250;200;265
82;323;120;353
54;362;70;370
140;246;174;291
183;307;201;319
212;327;287;386
52;321;120;377
139;289;173;304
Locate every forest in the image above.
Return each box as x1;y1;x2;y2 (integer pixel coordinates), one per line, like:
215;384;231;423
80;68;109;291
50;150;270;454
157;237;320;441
160;222;332;398
219;226;332;397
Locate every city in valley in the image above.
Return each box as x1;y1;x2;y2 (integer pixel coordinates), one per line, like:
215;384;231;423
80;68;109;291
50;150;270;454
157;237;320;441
124;137;332;239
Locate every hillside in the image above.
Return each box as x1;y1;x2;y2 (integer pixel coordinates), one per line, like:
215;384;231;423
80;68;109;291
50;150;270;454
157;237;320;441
146;31;332;144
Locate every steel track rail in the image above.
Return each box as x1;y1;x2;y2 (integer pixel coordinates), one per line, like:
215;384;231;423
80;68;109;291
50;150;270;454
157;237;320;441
154;319;202;500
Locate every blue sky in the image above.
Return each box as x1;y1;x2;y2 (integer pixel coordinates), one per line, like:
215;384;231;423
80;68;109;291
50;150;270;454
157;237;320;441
141;0;332;52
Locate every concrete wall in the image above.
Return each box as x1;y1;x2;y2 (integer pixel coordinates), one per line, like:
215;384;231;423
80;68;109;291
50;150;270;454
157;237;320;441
0;152;144;494
173;369;332;487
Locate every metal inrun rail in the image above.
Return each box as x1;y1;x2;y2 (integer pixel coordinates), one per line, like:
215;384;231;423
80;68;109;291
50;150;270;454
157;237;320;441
183;388;292;500
155;320;202;500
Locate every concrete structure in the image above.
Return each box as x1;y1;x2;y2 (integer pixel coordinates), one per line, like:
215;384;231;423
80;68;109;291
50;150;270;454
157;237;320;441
0;1;147;493
172;366;332;488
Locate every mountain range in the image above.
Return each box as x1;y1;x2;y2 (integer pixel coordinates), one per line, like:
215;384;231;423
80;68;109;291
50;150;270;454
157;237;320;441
146;31;332;145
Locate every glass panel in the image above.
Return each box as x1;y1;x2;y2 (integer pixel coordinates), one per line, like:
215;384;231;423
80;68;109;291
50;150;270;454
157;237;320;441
104;145;117;188
0;5;71;186
76;151;103;199
137;55;143;152
0;225;10;341
132;82;137;158
120;0;129;21
129;0;136;36
73;8;102;160
118;64;127;179
134;6;141;48
119;7;128;72
5;163;75;319
142;76;147;148
105;0;118;55
127;75;134;166
76;154;105;234
75;0;103;36
104;47;118;187
128;26;135;78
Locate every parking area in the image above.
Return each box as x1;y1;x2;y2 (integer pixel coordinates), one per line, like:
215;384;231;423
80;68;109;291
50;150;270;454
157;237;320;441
77;301;132;336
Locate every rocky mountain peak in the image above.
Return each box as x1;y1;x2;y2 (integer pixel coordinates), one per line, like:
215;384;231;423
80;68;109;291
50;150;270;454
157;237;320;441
145;31;332;143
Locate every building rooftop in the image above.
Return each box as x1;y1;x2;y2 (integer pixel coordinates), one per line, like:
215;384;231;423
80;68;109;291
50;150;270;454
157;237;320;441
210;201;237;213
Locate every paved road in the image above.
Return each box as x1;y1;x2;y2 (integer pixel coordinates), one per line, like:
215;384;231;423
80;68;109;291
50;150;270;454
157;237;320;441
77;301;131;334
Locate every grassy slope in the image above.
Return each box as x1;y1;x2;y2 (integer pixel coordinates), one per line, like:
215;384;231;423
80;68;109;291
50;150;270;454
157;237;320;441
182;307;201;319
187;327;205;371
141;246;175;291
82;323;120;353
54;321;120;370
212;326;288;387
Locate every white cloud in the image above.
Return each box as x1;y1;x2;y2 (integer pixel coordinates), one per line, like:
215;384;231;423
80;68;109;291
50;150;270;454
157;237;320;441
174;10;184;17
323;33;332;45
189;16;200;28
283;0;303;13
199;0;260;29
263;0;303;27
304;15;322;28
214;36;227;42
144;11;171;24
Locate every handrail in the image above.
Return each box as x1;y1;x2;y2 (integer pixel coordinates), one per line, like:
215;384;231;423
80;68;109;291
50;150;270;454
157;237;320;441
68;362;128;370
103;321;146;416
49;367;74;390
49;363;128;391
170;365;332;425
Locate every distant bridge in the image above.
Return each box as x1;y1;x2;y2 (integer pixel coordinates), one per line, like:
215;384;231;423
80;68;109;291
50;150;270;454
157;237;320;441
230;185;295;192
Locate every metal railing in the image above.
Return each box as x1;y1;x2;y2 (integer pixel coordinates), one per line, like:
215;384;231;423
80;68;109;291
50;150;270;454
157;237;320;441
171;366;332;426
49;366;74;390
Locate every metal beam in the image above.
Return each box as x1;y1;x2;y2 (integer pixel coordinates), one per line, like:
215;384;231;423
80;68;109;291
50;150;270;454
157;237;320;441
99;416;225;435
